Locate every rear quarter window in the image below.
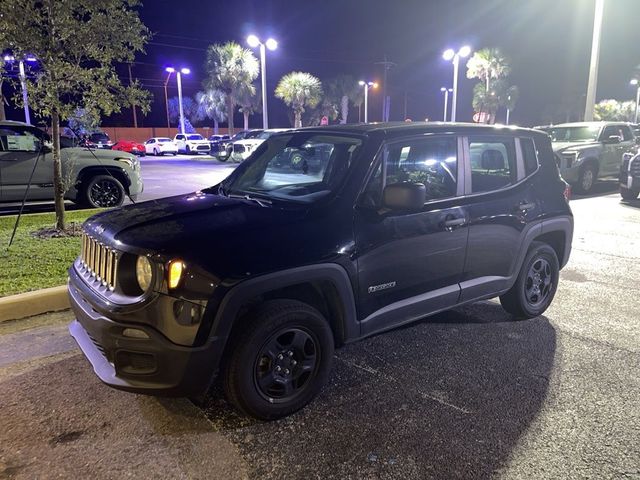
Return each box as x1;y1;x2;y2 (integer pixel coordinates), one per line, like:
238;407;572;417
520;138;539;175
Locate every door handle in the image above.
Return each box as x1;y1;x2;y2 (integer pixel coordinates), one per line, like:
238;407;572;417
443;217;467;230
517;201;536;212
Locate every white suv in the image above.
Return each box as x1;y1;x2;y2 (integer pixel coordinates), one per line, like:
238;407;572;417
174;133;211;154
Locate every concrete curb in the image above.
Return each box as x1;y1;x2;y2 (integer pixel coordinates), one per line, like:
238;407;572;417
0;285;69;323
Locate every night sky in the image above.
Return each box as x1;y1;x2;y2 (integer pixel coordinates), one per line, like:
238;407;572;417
5;0;640;128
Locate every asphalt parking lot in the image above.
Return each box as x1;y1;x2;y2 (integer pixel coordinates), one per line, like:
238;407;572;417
0;189;638;479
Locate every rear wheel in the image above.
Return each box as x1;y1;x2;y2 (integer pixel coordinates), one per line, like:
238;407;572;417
620;186;639;200
82;175;125;208
223;300;334;420
500;242;559;319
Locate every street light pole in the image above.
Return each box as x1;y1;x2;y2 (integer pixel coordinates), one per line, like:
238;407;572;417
359;81;378;123
584;0;605;122
164;69;174;132
440;87;452;121
176;70;186;134
17;60;30;125
248;35;278;130
443;46;471;122
632;79;640;124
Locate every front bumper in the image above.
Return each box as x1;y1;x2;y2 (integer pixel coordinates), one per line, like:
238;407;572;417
68;272;222;396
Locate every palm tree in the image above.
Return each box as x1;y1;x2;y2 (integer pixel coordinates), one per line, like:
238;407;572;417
237;83;261;131
204;41;259;135
323;75;360;124
275;72;323;128
167;96;199;127
196;89;227;134
466;48;511;92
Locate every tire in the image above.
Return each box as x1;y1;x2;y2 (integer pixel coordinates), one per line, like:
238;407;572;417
500;242;560;320
153;148;160;156
82;175;126;208
620;186;639;200
574;163;597;194
217;155;228;162
223;299;335;420
186;145;191;154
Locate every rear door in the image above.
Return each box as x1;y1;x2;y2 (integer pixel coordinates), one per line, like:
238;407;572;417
355;134;468;335
459;134;540;302
599;125;627;176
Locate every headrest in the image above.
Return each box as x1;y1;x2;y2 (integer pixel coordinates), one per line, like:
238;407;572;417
481;149;505;170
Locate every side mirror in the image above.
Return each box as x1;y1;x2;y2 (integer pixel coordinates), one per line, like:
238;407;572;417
604;135;621;144
383;182;426;211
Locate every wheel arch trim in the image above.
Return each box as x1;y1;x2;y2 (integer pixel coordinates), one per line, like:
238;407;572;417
209;263;359;345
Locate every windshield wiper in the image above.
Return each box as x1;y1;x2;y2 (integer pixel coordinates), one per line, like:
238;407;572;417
228;192;273;207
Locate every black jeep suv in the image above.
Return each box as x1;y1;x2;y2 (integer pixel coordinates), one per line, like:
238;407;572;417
68;123;573;419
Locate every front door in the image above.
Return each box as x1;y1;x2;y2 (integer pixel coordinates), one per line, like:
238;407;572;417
355;135;468;336
0;124;54;202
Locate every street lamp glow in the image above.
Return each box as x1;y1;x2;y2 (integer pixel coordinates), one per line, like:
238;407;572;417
25;56;37;62
359;80;377;123
442;46;472;122
3;55;15;62
247;35;278;129
247;34;260;48
265;38;278;51
164;66;190;134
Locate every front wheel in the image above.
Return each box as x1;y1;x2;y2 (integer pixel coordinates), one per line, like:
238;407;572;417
500;242;559;319
82;175;125;208
621;186;639;200
574;164;597;194
223;300;334;420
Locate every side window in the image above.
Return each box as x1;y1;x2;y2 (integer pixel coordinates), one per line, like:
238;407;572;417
0;126;41;152
601;126;618;140
176;135;184;140
621;126;633;141
361;136;458;206
520;138;539;175
469;136;517;193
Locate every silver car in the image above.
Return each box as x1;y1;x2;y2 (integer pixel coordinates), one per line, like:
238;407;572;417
0;121;143;207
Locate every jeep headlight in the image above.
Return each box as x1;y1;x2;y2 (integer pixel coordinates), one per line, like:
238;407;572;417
136;255;153;292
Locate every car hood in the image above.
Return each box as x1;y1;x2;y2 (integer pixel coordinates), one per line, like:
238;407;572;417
62;147;134;160
83;191;312;277
184;139;209;144
552;141;601;153
234;139;265;146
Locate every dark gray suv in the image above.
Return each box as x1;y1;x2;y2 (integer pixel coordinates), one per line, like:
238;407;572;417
0;121;143;207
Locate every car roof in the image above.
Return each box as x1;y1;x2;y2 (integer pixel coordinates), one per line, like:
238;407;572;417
288;121;549;139
0;120;32;127
549;121;627;128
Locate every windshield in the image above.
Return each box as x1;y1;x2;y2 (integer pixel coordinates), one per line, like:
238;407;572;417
222;133;363;203
245;130;263;139
187;134;204;140
90;133;110;142
544;126;600;142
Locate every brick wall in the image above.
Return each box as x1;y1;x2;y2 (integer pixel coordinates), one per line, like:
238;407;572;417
101;127;230;143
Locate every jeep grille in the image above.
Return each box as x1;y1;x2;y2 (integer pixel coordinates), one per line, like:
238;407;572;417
80;233;118;291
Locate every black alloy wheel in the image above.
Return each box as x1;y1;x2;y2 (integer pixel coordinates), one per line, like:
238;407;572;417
84;175;125;208
500;242;559;319
223;299;334;420
254;327;319;402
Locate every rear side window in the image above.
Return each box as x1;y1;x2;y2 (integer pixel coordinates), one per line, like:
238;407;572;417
621;126;634;141
520;138;539;175
468;136;517;193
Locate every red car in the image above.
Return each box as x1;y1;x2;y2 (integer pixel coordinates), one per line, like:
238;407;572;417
112;140;146;156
